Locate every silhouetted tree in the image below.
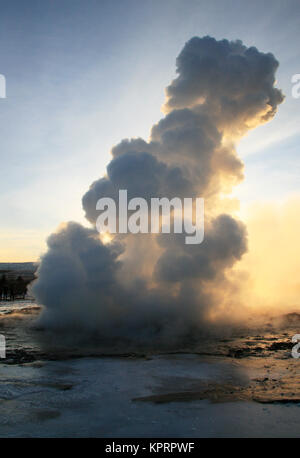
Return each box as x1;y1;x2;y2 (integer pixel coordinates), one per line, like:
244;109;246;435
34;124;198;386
16;276;27;299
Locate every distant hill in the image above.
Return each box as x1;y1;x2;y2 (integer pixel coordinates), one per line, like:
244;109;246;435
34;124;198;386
0;262;38;273
0;263;38;283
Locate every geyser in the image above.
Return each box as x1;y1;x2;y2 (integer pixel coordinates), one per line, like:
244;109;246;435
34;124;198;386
31;36;284;345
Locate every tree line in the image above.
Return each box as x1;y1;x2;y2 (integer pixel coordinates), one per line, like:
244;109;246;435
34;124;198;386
0;274;30;301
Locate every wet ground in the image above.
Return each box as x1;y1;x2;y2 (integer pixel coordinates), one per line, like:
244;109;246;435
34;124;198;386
0;304;300;437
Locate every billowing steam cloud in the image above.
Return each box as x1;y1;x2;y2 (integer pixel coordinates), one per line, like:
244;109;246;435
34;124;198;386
32;36;284;345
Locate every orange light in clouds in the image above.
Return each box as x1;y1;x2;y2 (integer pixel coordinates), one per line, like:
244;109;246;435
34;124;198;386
100;232;113;245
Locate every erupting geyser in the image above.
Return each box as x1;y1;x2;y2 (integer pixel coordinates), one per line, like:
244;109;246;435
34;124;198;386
32;36;284;345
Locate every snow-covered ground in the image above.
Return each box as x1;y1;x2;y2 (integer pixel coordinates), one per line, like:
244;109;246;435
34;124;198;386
0;304;300;437
0;354;300;438
0;299;36;315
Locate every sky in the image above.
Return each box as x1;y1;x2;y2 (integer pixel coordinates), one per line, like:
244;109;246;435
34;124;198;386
0;0;300;261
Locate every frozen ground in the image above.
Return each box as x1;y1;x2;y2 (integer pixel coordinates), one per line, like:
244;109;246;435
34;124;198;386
0;355;300;437
0;300;37;315
0;305;300;437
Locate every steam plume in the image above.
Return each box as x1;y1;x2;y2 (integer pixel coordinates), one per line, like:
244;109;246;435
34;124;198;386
32;36;284;345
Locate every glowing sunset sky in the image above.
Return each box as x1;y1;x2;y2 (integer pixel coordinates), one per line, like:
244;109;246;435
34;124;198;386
0;0;300;261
